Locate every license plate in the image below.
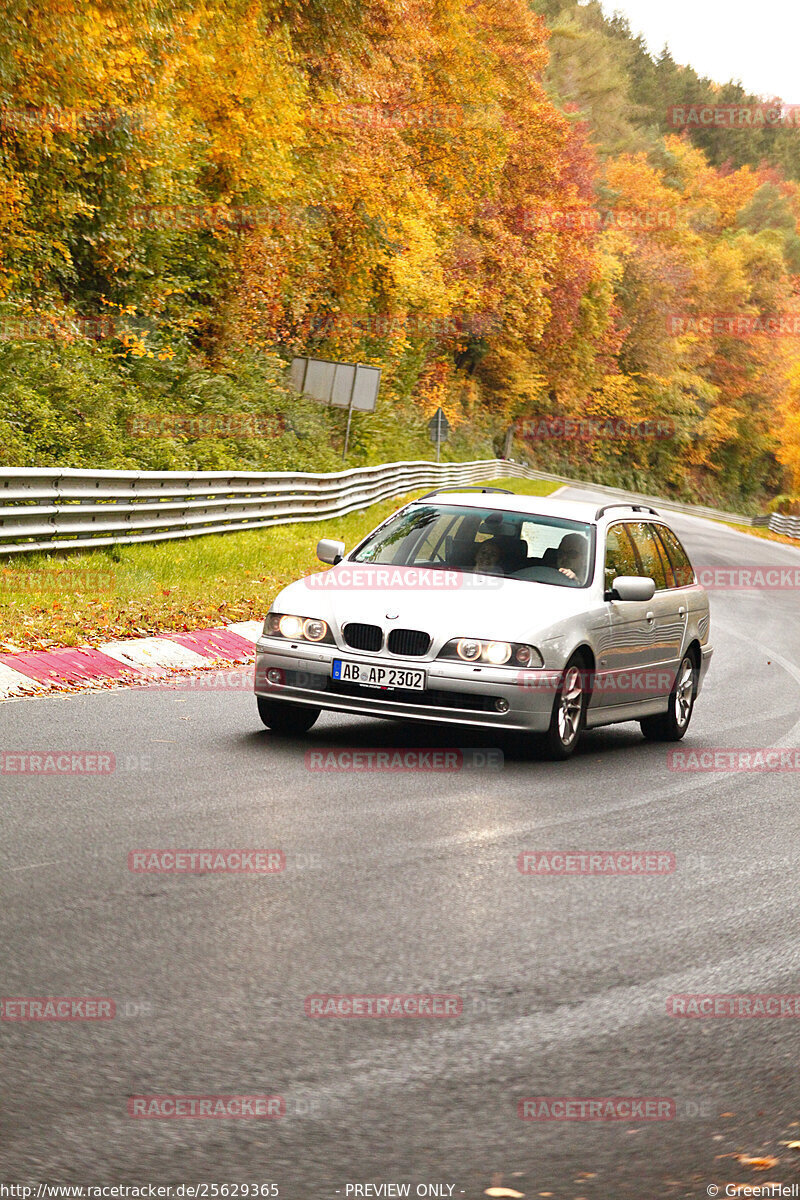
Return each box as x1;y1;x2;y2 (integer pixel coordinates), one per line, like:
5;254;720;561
332;660;427;691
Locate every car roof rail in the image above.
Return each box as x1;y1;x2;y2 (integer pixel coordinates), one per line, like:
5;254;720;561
417;486;515;500
595;501;660;520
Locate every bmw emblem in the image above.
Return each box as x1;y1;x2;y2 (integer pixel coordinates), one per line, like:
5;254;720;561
385;611;399;620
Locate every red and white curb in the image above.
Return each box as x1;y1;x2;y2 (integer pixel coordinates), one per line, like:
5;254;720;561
0;620;262;700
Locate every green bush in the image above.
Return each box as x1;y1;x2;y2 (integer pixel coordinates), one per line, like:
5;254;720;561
0;337;494;472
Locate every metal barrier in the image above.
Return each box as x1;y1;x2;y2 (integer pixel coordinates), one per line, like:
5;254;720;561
0;459;789;555
767;512;800;538
0;460;511;554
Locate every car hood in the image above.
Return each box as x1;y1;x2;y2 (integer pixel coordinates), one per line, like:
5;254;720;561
274;564;596;647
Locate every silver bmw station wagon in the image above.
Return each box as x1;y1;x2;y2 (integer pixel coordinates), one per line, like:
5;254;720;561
254;489;712;758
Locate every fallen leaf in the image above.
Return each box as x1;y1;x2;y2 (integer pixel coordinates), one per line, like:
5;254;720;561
736;1155;779;1170
485;1191;525;1199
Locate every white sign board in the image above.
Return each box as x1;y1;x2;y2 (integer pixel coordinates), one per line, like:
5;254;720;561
290;357;381;412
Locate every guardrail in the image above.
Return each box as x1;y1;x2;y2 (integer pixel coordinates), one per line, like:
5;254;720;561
0;460;512;555
0;459;793;555
766;512;800;538
495;465;769;528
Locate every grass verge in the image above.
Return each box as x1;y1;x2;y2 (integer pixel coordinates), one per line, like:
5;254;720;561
719;520;800;548
0;477;560;651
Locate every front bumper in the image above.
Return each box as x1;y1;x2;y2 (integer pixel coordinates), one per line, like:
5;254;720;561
254;638;562;732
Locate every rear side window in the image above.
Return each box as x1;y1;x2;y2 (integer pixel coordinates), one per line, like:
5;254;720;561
647;523;676;588
626;521;668;590
654;524;695;587
604;524;638;590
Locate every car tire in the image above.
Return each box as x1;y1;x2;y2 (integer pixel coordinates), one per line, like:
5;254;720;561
640;653;697;742
540;654;588;760
257;697;321;734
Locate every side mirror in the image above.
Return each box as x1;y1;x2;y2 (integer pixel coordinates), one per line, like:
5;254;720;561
317;538;345;565
608;575;656;602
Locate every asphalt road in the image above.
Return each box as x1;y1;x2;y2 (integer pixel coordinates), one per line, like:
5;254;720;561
3;486;800;1198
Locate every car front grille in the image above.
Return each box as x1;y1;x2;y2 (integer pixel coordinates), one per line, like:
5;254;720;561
387;628;431;657
343;622;383;652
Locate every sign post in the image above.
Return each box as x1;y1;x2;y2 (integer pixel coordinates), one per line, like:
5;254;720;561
342;365;359;463
428;407;451;463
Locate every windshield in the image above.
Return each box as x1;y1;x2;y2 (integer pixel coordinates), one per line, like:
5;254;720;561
351;504;596;587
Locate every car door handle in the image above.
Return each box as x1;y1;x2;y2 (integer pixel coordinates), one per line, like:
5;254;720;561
646;611;655;623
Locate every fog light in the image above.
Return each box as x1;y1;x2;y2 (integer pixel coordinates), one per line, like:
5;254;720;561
494;698;510;713
267;668;284;686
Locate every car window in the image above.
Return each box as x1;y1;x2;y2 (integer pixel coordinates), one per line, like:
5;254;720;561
627;521;668;590
604;523;638;590
647;523;677;587
351;503;595;585
355;506;472;565
414;512;462;562
520;520;568;559
654;524;695;587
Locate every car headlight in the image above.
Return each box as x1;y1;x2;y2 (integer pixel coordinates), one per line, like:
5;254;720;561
456;638;482;661
264;613;334;644
279;615;305;639
483;640;512;665
441;639;544;668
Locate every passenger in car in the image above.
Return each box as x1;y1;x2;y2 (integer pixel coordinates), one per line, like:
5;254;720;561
473;534;529;576
473;538;505;574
